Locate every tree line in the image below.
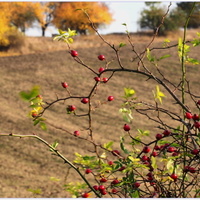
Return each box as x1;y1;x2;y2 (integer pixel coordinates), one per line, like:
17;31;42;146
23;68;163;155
0;2;112;47
139;2;200;35
0;2;200;48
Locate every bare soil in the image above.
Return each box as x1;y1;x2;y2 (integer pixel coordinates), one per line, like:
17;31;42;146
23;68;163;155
0;31;199;197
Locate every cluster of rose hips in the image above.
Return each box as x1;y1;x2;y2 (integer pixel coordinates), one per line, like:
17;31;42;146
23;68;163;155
82;162;141;197
61;51;114;129
63;49;200;197
185;111;200;129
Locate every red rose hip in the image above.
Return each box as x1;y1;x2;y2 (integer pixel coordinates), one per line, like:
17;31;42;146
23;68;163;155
81;98;89;104
123;124;130;131
98;67;105;73
61;82;68;88
70;50;78;57
185;112;193;119
98;54;105;61
143;146;151;153
108;96;114;101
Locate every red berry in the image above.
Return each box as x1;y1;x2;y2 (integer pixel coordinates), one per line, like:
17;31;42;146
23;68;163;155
68;105;76;112
32;112;37;118
143;161;150;167
123;124;130;131
192;114;199;121
170;173;178;181
172;152;179;156
194;121;200;128
189;167;196;173
100;189;107;195
111;188;118;194
98;185;105;191
154;145;160;150
191;149;199;155
98;67;105;73
185;112;193;119
73;131;80;136
146;172;153;177
167;146;176;153
102;77;108;83
112;150;120;156
93;185;99;191
151;151;158;157
61;82;68;88
118;166;126;171
108;160;114;165
70;50;78;57
183;166;190;172
141;155;149;162
156;133;162;140
81;98;89;104
36;94;42;99
133;182;140;188
85;168;92;174
148;176;154;181
82;193;90;198
107;96;114;101
143;146;151;153
111;179;120;185
163;130;171;136
94;77;101;82
100;178;107;182
98;54;105;61
197;100;200;105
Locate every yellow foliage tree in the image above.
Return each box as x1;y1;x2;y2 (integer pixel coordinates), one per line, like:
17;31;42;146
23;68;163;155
52;2;113;35
0;3;13;47
34;2;57;37
10;2;38;33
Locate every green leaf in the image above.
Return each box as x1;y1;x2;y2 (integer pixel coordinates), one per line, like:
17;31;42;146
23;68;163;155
19;86;40;101
120;136;129;154
131;190;139;198
186;57;200;65
50;177;60;182
153;85;166;104
166;159;174;173
52;141;59;149
158;54;171;61
119;43;126;48
103;141;113;150
27;188;42;194
40;122;47;131
146;48;155;62
151;156;157;169
137;129;150;136
33;119;40;126
123;87;135;98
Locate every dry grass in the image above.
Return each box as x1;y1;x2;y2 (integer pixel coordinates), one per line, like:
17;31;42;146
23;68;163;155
0;31;199;197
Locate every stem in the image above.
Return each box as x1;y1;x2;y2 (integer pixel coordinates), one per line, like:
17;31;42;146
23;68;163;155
180;2;196;198
181;2;196;108
0;133;101;198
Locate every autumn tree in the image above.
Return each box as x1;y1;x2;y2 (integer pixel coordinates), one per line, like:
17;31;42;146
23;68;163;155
10;2;38;33
0;3;12;47
52;2;113;35
0;3;23;49
34;2;57;37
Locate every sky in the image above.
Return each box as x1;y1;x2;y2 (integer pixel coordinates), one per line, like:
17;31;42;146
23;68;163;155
26;1;177;37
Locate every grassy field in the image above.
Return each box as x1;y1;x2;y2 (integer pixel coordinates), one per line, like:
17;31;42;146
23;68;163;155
0;31;200;197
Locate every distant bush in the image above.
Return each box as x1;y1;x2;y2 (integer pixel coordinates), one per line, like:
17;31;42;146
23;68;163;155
0;28;24;51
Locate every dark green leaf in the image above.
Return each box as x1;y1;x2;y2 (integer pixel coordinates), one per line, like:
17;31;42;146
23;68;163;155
19;86;40;101
119;43;126;48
